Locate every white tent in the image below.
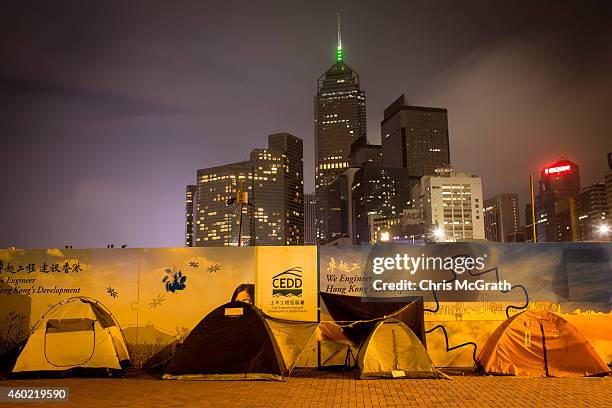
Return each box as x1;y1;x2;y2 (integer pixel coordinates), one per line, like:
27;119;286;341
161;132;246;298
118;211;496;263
357;318;438;379
12;297;129;374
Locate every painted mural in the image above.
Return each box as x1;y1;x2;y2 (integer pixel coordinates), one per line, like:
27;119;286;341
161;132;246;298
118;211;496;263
1;243;610;370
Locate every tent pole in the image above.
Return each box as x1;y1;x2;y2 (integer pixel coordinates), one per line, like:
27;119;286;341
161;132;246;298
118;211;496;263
539;320;549;377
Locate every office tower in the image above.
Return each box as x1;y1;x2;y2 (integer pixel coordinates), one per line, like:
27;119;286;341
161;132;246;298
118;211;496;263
534;158;581;242
483;193;522;242
304;193;317;245
348;135;382;167
251;133;304;245
381;94;450;193
324;136;381;244
195;162;255;247
606;152;612;223
185;185;197;247
193;133;304;247
315;18;366;243
607;172;612;221
352;166;412;244
578;183;608;240
412;167;485;242
323;135;412;245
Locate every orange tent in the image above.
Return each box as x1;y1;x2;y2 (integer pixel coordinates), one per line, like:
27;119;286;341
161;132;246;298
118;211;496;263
478;310;610;377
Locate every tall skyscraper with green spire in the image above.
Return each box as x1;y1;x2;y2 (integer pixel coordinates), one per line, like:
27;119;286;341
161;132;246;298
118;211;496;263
314;15;367;243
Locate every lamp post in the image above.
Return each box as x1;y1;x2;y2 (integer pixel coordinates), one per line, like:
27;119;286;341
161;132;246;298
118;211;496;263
596;223;610;241
226;179;253;247
432;227;445;242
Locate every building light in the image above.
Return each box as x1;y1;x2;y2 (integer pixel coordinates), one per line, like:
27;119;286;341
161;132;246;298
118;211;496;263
543;164;571;175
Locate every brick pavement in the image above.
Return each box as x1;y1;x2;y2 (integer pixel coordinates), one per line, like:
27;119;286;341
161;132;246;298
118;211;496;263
3;370;611;407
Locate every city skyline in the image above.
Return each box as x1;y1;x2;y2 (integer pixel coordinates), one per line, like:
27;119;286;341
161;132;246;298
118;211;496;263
2;1;611;248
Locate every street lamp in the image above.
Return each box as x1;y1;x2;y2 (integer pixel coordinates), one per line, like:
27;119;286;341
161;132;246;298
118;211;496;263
596;223;610;238
432;227;445;242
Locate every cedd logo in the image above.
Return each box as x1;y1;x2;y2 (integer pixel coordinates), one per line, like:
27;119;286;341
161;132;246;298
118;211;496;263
272;267;303;297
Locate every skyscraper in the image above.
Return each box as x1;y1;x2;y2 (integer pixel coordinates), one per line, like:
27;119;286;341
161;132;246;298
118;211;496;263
251;133;304;245
314;16;366;243
304;192;316;245
483;193;522;242
352;166;412;244
606;172;612;221
534;157;581;242
192;133;303;247
381;94;450;192
324;136;380;244
578;183;608;240
195;162;254;247
185;185;197;247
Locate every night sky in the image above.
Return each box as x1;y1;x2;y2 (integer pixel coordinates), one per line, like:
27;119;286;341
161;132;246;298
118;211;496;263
2;0;611;248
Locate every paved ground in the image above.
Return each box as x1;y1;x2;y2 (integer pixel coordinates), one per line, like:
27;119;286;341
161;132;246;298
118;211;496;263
2;370;611;407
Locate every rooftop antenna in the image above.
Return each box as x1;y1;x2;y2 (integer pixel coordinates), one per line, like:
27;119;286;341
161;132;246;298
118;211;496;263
336;13;343;62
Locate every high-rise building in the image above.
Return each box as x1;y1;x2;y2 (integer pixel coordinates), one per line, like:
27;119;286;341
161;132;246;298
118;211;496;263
304;193;316;245
348;135;382;167
322;135;413;245
412;167;485;242
534;157;581;242
251;133;304;246
578;183;608;241
192;133;303;247
314;18;366;243
352;166;412;244
185;185;197;247
324;136;383;244
195;162;255;247
483;193;522;242
381;94;450;193
606;172;612;221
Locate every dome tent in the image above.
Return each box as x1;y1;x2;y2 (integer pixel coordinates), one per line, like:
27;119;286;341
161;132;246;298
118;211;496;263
12;297;129;375
320;293;426;345
477;310;610;377
163;301;317;381
357;318;439;379
317;293;432;374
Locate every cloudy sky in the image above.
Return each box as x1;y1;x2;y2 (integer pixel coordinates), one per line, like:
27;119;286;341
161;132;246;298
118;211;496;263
1;0;611;248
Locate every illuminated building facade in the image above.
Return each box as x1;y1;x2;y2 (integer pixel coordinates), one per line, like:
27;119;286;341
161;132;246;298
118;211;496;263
192;133;303;247
369;209;428;244
323;136;410;245
412;167;485;242
578;183;608;241
304;192;316;245
352;166;412;244
195;162;255;247
533;158;581;242
607;172;612;221
314;19;366;243
381;94;450;193
185;185;196;247
483;193;522;242
251;133;304;246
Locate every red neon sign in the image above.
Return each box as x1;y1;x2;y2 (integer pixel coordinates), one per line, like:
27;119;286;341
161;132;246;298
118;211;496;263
544;164;571;175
